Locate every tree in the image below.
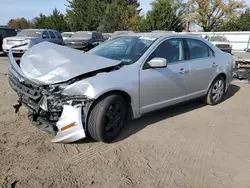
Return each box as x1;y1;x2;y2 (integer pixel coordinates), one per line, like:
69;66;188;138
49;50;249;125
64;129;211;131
66;0;107;31
65;0;140;31
34;9;70;31
98;0;140;32
187;0;246;31
48;8;70;32
34;14;49;29
145;0;185;32
7;18;30;29
216;8;250;31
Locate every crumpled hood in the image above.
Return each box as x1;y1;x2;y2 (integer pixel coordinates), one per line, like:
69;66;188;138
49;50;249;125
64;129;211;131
20;41;121;85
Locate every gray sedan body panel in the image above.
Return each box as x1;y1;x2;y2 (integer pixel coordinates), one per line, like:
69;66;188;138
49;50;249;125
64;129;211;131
8;32;233;143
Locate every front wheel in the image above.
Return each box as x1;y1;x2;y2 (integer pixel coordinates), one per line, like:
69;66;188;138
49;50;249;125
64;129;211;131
204;76;225;105
87;94;127;143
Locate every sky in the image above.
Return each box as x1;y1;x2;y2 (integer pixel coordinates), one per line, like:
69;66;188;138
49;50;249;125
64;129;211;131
0;0;152;25
0;0;249;25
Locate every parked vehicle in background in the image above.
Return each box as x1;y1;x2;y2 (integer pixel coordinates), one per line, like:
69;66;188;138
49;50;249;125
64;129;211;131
0;27;17;52
2;29;64;54
64;31;104;51
103;33;112;41
8;32;233;144
206;36;232;54
61;32;74;40
110;30;134;39
233;49;250;80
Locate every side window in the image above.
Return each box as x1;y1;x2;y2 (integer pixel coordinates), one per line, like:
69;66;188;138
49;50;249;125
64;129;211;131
48;31;56;39
6;29;17;36
0;29;7;37
146;38;185;64
55;31;62;39
92;32;97;40
187;39;214;60
42;31;50;39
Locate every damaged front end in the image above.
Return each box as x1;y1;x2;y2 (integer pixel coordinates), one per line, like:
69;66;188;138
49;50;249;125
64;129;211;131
8;48;94;143
233;57;250;80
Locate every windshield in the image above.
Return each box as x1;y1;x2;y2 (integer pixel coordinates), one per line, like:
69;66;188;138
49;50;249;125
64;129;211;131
88;36;157;64
210;36;228;42
71;32;92;38
17;30;41;37
62;33;73;38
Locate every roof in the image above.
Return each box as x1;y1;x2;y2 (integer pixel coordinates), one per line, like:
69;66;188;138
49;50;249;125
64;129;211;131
124;32;203;39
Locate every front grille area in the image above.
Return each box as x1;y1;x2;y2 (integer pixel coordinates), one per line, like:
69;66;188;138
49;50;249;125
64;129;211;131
216;44;230;48
9;72;60;134
9;72;42;103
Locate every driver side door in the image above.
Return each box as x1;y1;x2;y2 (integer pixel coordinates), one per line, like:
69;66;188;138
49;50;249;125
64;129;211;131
139;38;190;114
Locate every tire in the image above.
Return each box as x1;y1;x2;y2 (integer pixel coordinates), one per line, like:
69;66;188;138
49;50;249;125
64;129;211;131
87;94;127;143
204;76;225;105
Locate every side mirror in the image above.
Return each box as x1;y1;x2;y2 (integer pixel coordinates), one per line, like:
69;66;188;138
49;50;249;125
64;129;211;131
42;35;48;39
148;58;167;68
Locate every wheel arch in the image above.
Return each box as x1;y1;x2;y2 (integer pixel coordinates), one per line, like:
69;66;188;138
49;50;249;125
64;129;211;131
207;72;227;93
85;90;135;130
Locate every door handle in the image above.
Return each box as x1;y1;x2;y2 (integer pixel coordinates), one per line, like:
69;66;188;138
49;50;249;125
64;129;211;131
178;68;189;74
212;62;218;68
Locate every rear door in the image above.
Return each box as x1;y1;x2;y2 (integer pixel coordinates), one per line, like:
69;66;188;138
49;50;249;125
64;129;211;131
184;38;217;99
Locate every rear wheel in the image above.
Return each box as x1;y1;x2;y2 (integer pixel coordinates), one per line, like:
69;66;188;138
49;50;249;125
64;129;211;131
204;76;225;105
87;94;127;143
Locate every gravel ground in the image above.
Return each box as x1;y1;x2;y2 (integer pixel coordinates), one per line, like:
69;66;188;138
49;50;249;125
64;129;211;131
0;55;250;188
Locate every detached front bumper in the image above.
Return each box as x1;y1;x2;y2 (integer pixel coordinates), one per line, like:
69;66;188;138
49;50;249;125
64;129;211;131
7;48;88;143
27;104;86;143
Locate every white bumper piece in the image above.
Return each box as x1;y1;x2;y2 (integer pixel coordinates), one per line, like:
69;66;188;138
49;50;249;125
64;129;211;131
52;105;86;143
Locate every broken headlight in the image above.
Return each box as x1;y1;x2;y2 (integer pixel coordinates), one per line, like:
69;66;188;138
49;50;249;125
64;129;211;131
40;94;92;112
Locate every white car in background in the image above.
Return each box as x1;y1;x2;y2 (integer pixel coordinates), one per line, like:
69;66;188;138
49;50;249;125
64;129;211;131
2;29;64;54
61;32;75;40
206;36;232;54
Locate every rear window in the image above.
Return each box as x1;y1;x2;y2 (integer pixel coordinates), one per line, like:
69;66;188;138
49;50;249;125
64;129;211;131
55;31;63;39
6;29;17;36
0;29;6;37
62;33;73;38
72;32;92;38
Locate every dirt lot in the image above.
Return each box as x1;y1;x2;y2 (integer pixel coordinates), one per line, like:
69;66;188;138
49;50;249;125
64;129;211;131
0;55;250;188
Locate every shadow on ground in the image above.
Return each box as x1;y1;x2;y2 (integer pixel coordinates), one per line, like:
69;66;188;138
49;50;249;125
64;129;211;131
116;84;240;142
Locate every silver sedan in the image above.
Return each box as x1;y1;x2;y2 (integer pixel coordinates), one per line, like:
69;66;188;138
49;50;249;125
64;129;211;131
8;32;233;143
